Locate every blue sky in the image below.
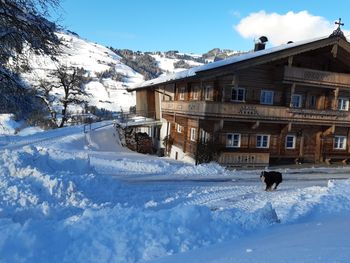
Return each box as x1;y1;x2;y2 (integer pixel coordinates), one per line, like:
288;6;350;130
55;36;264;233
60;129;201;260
58;0;350;54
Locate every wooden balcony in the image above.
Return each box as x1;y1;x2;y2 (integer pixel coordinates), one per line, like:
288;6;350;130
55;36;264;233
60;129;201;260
161;101;350;125
284;66;350;88
218;152;270;167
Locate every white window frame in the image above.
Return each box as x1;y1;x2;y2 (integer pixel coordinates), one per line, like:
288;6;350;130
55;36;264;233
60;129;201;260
179;87;185;100
231;87;245;102
192;86;199;100
256;134;270;148
204;85;212;100
177;124;183;133
190;128;196;142
334;136;347;150
291;94;302;108
226;133;241;148
337;98;349;111
260;90;274;105
200;129;209;143
285;135;296;149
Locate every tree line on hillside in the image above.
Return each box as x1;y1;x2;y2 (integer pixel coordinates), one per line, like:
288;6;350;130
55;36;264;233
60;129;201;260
111;48;246;80
111;48;163;80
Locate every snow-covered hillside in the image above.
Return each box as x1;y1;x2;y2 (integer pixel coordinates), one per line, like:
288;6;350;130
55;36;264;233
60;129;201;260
150;53;203;75
22;32;144;112
1;119;350;262
113;48;242;82
14;32;243;116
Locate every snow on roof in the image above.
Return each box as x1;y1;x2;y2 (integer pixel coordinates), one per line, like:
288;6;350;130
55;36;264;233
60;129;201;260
130;35;330;90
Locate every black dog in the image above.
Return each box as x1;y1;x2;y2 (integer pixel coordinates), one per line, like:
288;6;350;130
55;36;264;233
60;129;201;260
260;171;283;191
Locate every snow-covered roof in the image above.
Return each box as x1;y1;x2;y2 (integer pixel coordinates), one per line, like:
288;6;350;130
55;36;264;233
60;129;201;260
129;35;334;91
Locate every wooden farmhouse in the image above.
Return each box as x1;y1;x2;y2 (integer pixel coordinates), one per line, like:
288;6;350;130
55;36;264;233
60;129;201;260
128;27;350;167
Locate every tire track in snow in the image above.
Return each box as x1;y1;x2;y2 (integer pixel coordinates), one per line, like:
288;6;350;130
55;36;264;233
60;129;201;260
184;186;261;208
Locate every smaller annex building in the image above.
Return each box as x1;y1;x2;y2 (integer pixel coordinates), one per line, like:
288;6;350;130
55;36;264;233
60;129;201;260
128;26;350;167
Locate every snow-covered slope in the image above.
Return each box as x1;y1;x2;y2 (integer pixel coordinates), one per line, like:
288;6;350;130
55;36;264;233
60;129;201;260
18;32;243;114
23;32;144;112
150;53;203;75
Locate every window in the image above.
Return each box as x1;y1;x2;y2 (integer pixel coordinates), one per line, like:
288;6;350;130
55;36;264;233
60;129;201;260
291;94;302;108
200;129;210;143
179;87;185;100
337;98;349;111
204;85;212;100
334;136;347;150
192;86;199;100
260;90;274;105
256;135;270;148
226;133;241;148
190;128;196;142
231;87;245;101
154;127;160;140
177;124;183;133
285;135;296;149
309;95;316;108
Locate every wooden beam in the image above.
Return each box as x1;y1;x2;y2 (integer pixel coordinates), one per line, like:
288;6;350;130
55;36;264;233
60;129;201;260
323;125;335;136
232;74;239;88
315;131;322;163
289;83;296;107
251;121;260;129
299;131;304;158
347;127;350;153
288;56;293;67
331;44;338;58
332;88;339;110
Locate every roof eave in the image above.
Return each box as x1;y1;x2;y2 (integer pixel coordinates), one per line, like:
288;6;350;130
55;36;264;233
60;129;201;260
129;36;350;91
196;36;346;77
127;75;199;92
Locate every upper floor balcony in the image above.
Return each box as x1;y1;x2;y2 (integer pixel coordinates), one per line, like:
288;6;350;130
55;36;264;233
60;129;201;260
283;66;350;88
161;100;350;125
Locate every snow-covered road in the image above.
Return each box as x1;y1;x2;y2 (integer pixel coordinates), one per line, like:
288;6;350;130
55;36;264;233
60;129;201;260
1;123;350;263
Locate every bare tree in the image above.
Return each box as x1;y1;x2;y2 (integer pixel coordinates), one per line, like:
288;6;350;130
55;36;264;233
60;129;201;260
34;79;58;127
0;0;60;60
35;65;90;128
0;0;61;116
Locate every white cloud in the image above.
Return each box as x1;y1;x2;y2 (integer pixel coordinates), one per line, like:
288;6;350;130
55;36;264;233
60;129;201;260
235;11;349;46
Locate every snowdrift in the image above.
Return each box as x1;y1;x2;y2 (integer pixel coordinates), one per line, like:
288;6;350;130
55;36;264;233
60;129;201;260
0;124;350;262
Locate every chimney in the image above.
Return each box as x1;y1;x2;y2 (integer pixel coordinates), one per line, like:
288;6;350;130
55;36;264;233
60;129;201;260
254;36;268;51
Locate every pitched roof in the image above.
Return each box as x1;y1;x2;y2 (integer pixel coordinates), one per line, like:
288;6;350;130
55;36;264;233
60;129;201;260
128;35;349;91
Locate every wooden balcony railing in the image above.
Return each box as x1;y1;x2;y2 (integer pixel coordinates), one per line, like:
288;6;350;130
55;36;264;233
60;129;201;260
161;101;350;124
284;66;350;88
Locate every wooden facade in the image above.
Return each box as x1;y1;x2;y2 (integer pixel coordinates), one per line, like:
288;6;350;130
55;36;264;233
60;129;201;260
130;33;350;166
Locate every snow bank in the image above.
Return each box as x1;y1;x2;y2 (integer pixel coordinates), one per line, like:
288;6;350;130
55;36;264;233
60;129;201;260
286;179;350;220
0;114;21;135
2;125;350;262
2;141;350;263
173;162;228;176
0;202;279;263
0;144;277;263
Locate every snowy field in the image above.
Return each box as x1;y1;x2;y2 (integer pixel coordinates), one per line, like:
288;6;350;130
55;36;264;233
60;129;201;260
1;121;350;262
